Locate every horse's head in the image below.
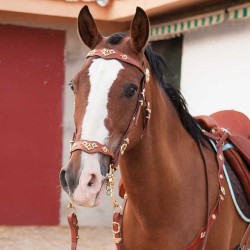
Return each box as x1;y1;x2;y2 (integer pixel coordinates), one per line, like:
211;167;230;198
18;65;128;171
60;6;150;207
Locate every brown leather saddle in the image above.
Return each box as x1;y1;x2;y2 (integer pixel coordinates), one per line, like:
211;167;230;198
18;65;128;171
196;110;250;204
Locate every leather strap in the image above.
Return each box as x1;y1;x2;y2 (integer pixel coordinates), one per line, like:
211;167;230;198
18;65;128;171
70;139;115;159
239;224;250;249
113;196;128;250
67;212;79;250
86;48;146;75
185;129;229;249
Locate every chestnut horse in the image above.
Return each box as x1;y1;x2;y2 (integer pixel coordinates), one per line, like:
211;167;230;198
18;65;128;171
60;6;249;250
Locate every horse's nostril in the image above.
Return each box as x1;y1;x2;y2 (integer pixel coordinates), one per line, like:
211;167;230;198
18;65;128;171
87;174;95;187
60;169;68;192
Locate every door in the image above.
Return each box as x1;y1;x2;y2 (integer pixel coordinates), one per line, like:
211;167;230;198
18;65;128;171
0;24;65;225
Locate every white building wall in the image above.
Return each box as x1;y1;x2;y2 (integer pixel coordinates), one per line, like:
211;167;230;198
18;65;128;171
181;19;250;118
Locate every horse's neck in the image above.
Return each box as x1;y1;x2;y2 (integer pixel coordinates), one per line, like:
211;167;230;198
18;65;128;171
120;82;208;235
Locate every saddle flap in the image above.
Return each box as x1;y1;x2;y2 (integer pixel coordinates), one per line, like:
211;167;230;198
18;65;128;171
229;135;250;166
224;148;250;203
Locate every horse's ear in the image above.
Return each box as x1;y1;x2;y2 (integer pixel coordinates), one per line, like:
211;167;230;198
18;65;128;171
78;5;102;49
130;7;149;53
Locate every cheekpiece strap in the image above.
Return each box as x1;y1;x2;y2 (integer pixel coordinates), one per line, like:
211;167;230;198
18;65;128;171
86;48;146;75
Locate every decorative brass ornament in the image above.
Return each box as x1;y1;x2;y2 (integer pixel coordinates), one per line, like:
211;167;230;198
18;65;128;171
220;194;225;200
81;141;98;151
113;237;122;244
120;54;129;60
112;221;122;243
112;222;121;234
87;49;97;57
219;154;224;161
120;138;130;155
101;48;116;56
200;231;206;238
106;164;123;244
220;186;226;195
146;102;151;120
102;146;108;153
221;127;231;135
139;88;146;107
70;143;77;152
145;68;150;83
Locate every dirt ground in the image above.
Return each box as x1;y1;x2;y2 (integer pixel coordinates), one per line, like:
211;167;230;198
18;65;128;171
0;226;115;250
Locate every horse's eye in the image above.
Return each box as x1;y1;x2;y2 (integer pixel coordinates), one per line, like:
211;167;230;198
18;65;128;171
124;84;138;98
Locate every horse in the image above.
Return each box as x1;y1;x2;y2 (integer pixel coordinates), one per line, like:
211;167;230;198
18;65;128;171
60;5;249;250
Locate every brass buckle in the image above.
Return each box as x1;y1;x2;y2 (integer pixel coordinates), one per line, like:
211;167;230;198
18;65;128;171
67;201;76;215
112;222;121;234
120;138;130;155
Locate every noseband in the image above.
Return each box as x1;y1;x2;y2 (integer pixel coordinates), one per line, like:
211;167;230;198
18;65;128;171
70;48;151;167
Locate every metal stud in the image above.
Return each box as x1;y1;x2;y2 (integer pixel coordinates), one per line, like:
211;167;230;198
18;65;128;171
221;186;226;195
219;154;224;161
120;54;129;60
87;49;97;57
200;231;206;238
219;174;224;179
101;48;116;56
102;146;108;153
145;68;150;83
212;214;216;220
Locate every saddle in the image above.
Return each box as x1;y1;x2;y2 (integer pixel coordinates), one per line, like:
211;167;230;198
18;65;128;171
196;110;250;204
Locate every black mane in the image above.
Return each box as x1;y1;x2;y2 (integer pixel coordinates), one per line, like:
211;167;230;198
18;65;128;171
108;32;205;145
107;32;127;45
144;44;205;145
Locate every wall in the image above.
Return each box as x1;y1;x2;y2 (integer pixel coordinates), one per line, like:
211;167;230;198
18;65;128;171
181;18;250;118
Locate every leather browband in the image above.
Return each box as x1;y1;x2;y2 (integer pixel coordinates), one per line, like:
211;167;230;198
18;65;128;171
86;48;146;75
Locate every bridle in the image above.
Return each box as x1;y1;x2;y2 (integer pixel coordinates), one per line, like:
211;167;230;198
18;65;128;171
69;48;151;168
67;47;151;250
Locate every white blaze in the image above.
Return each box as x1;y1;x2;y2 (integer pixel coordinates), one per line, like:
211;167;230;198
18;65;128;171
73;58;123;207
81;58;123;142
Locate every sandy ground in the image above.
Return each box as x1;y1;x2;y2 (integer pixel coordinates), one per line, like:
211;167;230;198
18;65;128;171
0;226;115;250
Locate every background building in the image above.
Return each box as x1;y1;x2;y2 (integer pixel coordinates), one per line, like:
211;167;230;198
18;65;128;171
0;0;249;227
